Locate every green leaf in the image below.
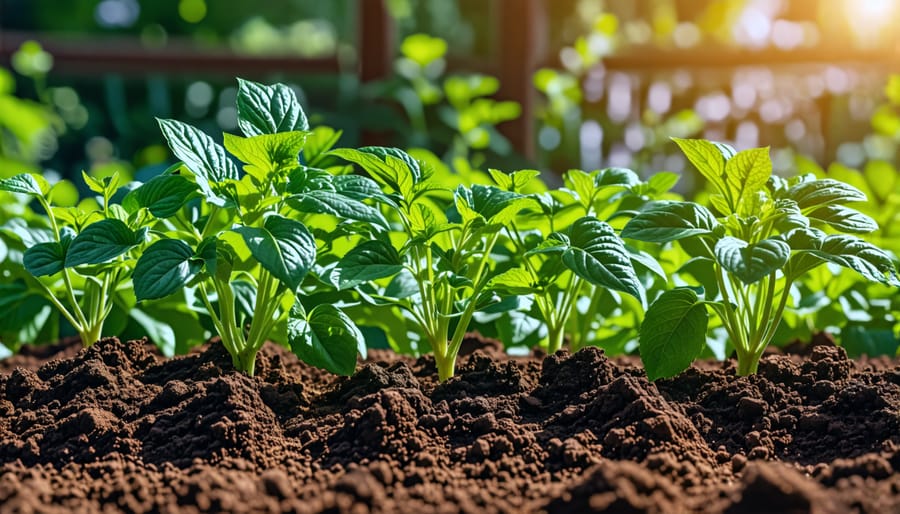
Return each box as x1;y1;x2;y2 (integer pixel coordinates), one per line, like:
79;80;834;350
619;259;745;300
715;237;790;284
789;179;867;210
808;235;900;286
807;205;878;234
647;172;680;193
303;126;342;165
725;147;771;216
223;131;307;181
330;148;419;198
0;173;49;196
236;78;309;136
335;240;403;289
134;239;202;301
65;219;146;267
288;302;365;376
287;190;388;229
122;174;199;218
157;118;240;195
640;287;709;381
234;215;316;291
561;217;642;298
358;146;422;180
622;202;721;243
488;267;539;295
672;138;728;197
454;184;535;225
596;167;640;188
24;227;75;277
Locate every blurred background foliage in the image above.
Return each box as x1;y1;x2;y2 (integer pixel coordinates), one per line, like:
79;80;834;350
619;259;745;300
1;0;900;195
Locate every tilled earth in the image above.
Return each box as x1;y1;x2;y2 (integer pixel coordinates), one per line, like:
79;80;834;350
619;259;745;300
1;335;899;513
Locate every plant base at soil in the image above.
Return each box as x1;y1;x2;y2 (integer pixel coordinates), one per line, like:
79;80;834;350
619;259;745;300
1;336;898;513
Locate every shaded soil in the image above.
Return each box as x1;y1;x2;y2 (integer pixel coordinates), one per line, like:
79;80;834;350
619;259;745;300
1;336;900;513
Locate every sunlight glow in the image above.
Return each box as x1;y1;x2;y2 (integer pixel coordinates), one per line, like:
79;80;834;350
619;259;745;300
844;0;898;46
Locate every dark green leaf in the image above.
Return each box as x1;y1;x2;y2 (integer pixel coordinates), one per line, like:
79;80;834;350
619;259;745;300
134;239;202;301
639;287;708;381
65;219;146;267
122;174;199;218
234;215;316;291
789;179;867;210
808;205;878;234
561;217;642;298
24;227;75;277
236;78;309;136
808;235;900;286
157;118;240;195
335;240;403;289
288;302;365;376
287;190;388;229
621;202;721;243
715;237;790;284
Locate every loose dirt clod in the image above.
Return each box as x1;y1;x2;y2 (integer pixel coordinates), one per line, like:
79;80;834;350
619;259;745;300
1;336;899;513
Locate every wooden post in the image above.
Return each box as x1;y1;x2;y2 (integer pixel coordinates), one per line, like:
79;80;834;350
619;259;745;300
358;0;394;146
496;0;545;160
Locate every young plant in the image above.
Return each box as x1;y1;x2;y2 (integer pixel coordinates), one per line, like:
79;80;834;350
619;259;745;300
329;148;534;381
490;167;656;354
0;171;148;346
132;78;369;376
623;138;900;379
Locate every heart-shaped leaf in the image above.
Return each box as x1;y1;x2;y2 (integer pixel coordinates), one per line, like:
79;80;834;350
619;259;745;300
234;215;316;291
715;236;790;284
287;302;365;376
134;239;202;301
639;287;709;381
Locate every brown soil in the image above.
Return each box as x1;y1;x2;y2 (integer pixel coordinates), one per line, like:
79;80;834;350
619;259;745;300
1;335;899;513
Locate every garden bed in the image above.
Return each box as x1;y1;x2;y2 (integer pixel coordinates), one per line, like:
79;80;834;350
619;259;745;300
1;336;899;513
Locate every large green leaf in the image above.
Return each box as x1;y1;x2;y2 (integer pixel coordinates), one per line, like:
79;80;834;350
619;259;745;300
621;202;721;243
330;147;419;197
287;190;388;229
788;179;867;210
807;205;878;234
561;217;642;299
808;235;900;286
287;302;365;376
65;219;146;267
234;215;316;291
671;138;729;197
335;240;403;289
223;131;307;181
236;78;309;136
725;147;771;216
488;267;540;295
639;287;708;381
24;227;75;277
122;174;199;218
0;173;49;196
358;146;422;181
134;239;202;301
715;237;790;284
157;118;240;195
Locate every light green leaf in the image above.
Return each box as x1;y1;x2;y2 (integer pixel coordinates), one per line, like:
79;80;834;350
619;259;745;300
715;236;790;284
640;287;708;381
725;147;771;216
0;173;49;196
234;215;316;291
134;239;202;301
808;235;900;286
330;147;419;198
454;184;535;225
236;78;309;136
287;302;365;376
622;201;721;243
65;219;146;267
335;240;403;289
672;138;728;197
488;267;539;295
223;131;307;181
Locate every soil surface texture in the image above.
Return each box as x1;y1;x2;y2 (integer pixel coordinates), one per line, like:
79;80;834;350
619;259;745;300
1;335;899;513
